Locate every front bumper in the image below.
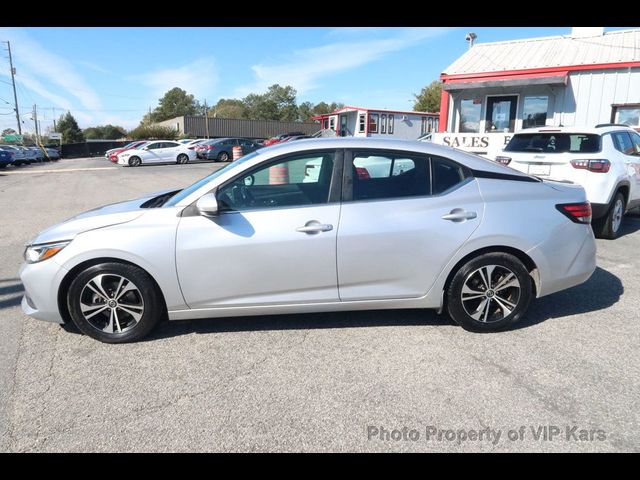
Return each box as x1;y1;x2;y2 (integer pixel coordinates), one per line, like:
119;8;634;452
18;259;69;324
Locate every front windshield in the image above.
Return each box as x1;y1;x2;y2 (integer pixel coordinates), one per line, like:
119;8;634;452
163;150;263;207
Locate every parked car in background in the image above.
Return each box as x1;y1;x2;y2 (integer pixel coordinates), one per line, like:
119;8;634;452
44;147;60;160
17;146;39;164
105;141;146;159
0;148;13;168
0;145;31;165
20;138;597;343
117;140;197;167
263;132;306;147
107;141;148;163
196;138;262;161
184;139;208;151
496;125;640;239
280;135;312;143
27;146;46;162
178;139;197;144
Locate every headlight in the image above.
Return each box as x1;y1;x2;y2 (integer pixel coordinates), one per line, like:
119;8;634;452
24;241;71;264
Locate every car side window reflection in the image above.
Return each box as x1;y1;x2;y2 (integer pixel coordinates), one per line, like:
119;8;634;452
352;153;428;201
217;153;335;212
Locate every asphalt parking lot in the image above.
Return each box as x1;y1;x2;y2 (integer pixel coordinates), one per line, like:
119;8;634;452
0;157;639;452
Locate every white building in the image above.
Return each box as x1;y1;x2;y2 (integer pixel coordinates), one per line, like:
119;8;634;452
314;106;439;140
434;27;640;156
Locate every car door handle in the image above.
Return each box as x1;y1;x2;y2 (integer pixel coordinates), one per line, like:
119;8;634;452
441;209;477;222
296;221;333;234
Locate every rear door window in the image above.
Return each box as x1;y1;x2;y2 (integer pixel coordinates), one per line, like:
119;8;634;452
351;153;428;201
431;157;468;195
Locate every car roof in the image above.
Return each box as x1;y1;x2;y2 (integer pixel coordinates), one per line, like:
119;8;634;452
515;125;637;135
260;137;527;176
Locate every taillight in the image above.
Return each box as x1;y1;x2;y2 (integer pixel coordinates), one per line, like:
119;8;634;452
556;202;592;224
206;145;214;150
570;159;610;173
495;156;511;165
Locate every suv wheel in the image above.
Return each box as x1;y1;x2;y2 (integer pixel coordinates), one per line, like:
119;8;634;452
593;192;625;240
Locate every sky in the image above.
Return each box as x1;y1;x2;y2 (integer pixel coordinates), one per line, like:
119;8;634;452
0;26;634;134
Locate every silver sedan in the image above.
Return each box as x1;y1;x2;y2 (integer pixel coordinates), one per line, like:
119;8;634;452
19;138;597;343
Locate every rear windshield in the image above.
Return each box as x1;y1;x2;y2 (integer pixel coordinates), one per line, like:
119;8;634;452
505;133;601;153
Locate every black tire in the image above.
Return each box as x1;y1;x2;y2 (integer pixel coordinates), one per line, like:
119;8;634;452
66;262;163;343
217;151;230;162
128;156;142;167
592;192;625;240
446;252;532;333
177;153;189;164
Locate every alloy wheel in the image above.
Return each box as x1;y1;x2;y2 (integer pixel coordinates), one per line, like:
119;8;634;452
612;198;624;233
79;273;144;334
461;265;521;323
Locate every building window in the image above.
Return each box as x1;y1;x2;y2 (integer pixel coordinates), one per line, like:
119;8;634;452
381;114;387;134
522;96;549;129
323;119;329;129
329;117;336;131
358;114;366;133
613;105;640;127
459;99;482;133
421;117;427;135
369;113;379;133
388;115;394;134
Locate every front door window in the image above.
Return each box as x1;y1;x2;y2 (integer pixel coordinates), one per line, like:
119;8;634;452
485;95;518;133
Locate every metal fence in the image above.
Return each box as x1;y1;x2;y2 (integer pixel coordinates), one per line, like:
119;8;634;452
183;116;320;139
60;141;130;159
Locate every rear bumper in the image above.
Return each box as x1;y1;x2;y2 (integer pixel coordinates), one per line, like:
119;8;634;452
528;225;597;297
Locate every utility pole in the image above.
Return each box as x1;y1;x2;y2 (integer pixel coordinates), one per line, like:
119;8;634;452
204;99;210;139
32;104;39;143
5;41;22;135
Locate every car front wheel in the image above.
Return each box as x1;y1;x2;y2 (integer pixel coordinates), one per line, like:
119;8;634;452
446;252;532;332
66;262;163;343
128;156;142;167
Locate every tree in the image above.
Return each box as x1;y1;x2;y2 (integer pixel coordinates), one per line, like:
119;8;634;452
210;98;246;119
298;101;315;122
413;81;442;113
242;84;298;121
57;112;84;143
83;124;127;140
150;87;201;123
128;124;178;140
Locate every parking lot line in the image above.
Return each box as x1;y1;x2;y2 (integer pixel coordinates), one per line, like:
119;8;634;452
1;167;118;174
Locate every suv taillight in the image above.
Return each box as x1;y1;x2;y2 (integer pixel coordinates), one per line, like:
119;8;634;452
556;202;592;224
495;156;511;165
570;159;610;173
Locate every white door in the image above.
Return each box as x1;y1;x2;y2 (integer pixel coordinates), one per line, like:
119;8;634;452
141;142;165;163
175;150;341;308
337;150;484;300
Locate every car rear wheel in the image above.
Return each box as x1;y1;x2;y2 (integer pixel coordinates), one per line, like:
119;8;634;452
177;153;189;164
67;262;163;343
592;192;624;240
128;156;142;167
446;253;532;332
217;151;230;162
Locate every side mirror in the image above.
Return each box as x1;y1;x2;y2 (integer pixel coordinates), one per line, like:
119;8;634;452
196;193;219;217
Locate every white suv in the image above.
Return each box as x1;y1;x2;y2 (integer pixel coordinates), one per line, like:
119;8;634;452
495;125;640;239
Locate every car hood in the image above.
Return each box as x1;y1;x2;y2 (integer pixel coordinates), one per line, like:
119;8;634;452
29;188;178;245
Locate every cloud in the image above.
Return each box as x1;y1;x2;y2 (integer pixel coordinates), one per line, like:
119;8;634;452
131;57;218;101
77;61;110;75
237;27;453;97
0;27;102;111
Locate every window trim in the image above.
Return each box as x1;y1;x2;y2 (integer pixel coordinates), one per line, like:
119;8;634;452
213;149;344;214
342;148;472;204
388;115;394;134
369;113;379;134
610;103;640;126
358;113;366;133
521;95;549;130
